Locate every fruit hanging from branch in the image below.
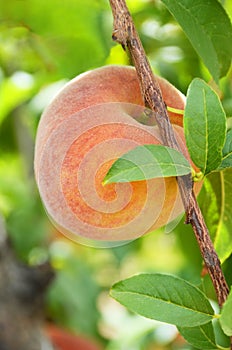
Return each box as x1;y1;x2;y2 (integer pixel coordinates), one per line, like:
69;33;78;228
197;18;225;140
34;65;201;247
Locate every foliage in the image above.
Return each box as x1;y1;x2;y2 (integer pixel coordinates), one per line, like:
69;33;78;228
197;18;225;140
220;289;232;336
198;169;232;263
184;78;226;175
161;0;232;82
104;145;191;184
111;274;215;327
0;0;232;349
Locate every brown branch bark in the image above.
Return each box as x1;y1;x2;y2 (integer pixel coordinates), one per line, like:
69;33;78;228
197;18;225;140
109;0;229;308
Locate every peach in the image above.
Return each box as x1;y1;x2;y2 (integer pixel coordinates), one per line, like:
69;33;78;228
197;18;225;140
34;65;200;247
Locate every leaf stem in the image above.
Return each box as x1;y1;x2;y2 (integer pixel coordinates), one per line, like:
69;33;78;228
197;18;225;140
109;0;229;308
166;106;184;115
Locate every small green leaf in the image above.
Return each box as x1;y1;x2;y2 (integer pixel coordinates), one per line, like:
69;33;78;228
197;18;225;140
198;169;232;263
178;322;218;350
213;318;231;349
103;145;191;184
220;288;232;336
218;129;232;170
110;274;214;327
184;79;226;175
161;0;232;82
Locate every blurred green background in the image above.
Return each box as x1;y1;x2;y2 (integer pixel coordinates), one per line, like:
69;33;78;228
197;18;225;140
0;1;232;349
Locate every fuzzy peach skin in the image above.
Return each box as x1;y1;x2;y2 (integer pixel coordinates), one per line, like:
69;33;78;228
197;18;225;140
34;65;185;178
34;65;201;247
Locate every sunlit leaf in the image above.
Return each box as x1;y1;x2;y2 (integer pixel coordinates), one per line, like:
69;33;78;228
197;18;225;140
184;79;226;175
218;129;232;170
198;169;232;263
104;145;191;184
111;274;214;327
178;322;218;350
161;0;232;81
220;289;232;336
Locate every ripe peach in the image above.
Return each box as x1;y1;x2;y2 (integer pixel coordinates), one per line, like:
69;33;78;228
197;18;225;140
34;65;200;247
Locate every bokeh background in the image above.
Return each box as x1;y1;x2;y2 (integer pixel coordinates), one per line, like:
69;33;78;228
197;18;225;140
0;1;232;349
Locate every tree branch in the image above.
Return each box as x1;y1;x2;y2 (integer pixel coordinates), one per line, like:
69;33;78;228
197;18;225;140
109;0;229;308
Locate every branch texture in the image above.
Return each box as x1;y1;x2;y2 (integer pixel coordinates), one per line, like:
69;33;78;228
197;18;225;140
109;0;229;307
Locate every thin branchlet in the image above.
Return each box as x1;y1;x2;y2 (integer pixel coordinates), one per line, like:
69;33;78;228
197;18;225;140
109;0;229;309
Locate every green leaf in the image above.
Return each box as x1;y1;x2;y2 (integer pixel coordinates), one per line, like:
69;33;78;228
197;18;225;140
178;322;219;350
103;145;191;184
218;129;232;170
220;288;232;336
213;318;231;349
110;274;214;327
184;79;226;175
161;0;232;82
198;169;232;263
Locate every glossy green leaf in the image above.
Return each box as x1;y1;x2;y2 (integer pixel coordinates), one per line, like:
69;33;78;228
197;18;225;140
178;322;218;350
218;129;232;170
220;289;232;336
184;79;226;175
104;145;191;184
213;318;231;349
110;274;214;327
198;169;232;263
161;0;232;82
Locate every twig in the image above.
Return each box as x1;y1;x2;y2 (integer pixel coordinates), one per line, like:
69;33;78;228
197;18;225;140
109;0;229;308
